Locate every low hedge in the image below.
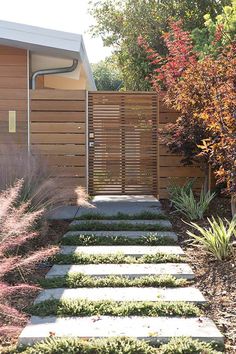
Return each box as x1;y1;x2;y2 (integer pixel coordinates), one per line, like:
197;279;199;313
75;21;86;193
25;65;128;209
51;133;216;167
76;211;168;220
28;299;201;317
53;253;184;265
69;221;171;232
62;234;176;246
13;336;223;354
39;273;189;289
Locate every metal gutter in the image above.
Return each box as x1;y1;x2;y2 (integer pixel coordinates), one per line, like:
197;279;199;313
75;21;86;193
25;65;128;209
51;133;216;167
31;59;78;89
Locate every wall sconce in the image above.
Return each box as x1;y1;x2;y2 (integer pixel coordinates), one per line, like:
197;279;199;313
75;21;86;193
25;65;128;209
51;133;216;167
9;111;16;133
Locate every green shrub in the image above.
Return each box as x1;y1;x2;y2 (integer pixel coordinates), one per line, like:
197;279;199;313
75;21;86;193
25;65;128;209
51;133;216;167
62;233;176;246
171;189;215;220
28;299;201;317
186;216;235;260
76;211;168;220
54;252;184;265
168;178;196;200
40;273;188;289
159;337;223;354
13;337;223;354
69;221;171;232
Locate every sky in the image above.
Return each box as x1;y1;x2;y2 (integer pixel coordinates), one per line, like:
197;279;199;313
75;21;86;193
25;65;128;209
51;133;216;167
0;0;112;63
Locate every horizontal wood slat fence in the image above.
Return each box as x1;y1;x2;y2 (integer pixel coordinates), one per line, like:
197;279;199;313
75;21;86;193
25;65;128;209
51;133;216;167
30;90;87;200
29;89;205;200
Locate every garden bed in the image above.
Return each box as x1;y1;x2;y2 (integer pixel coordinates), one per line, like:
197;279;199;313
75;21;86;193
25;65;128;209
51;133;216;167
161;197;236;354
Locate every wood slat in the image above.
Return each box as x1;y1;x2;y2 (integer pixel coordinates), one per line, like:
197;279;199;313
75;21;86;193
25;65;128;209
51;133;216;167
0;89;27;99
31;100;85;112
0;77;27;89
46;156;85;166
31;122;85;133
0;100;27;110
30;89;86;100
0;54;26;66
160;166;204;178
159;177;204;189
49;166;86;177
31;144;85;155
31;134;85;144
0;46;27;55
0;66;27;78
31;111;86;122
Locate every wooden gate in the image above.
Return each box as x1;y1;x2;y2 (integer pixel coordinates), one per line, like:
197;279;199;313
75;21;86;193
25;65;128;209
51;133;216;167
88;92;159;195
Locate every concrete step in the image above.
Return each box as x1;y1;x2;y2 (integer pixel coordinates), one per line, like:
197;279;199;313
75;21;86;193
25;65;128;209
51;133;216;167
34;287;206;304
46;263;194;279
59;245;184;257
63;231;177;241
19;316;224;345
48;195;162;220
70;219;172;228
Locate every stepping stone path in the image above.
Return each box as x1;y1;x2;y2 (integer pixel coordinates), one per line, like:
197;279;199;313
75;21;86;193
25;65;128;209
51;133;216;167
64;230;178;240
19;196;224;346
60;245;185;256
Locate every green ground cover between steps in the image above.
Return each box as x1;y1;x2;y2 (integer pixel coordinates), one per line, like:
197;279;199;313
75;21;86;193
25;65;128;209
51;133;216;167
62;234;176;246
76;211;168;220
7;336;224;354
54;253;184;265
28;299;201;317
69;221;172;232
39;273;188;289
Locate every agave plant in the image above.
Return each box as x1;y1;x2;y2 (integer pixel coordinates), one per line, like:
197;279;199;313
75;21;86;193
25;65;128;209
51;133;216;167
168;178;196;200
186;216;236;260
171;188;215;220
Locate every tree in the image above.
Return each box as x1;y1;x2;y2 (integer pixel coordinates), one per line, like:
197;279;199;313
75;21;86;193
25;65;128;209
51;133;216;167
91;57;123;91
140;20;236;215
192;0;236;57
89;0;230;90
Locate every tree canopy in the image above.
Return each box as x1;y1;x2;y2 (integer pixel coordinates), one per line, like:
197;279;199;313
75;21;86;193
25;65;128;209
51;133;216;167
192;0;236;57
91;58;123;91
89;0;231;90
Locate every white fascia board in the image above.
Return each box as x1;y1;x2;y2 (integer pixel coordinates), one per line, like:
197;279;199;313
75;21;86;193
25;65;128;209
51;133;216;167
80;37;96;90
0;20;82;59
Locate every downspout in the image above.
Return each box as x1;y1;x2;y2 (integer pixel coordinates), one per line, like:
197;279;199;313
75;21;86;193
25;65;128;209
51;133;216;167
31;59;78;89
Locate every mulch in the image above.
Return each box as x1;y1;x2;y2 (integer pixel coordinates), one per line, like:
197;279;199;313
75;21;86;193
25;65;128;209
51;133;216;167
161;197;236;354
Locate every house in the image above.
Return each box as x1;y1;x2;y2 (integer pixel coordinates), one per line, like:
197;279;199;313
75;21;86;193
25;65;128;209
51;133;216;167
0;20;205;201
0;19;96;90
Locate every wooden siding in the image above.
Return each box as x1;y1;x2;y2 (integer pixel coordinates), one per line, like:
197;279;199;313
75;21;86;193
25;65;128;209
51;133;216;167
30;89;87;199
0;45;27;146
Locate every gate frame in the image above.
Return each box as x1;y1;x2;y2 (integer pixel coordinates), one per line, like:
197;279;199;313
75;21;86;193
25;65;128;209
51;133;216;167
87;91;160;198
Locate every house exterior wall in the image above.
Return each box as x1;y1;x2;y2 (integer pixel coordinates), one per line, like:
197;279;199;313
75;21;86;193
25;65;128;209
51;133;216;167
0;45;28;146
44;75;87;90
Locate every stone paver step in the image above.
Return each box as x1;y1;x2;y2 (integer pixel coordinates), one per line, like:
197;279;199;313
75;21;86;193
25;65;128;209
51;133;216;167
46;263;194;279
63;231;177;241
34;287;206;304
70;219;172;228
19;316;224;345
59;245;184;256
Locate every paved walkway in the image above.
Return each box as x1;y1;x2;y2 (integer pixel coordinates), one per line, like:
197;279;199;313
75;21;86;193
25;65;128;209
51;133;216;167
19;196;223;346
